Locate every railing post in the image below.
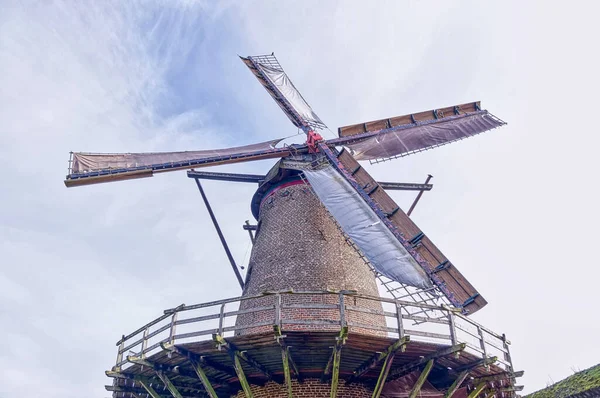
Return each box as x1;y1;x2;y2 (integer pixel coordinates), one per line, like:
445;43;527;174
396;303;405;339
141;326;149;358
339;292;346;328
218;304;226;337
502;333;514;372
448;312;458;345
169;311;178;345
477;326;488;360
115;336;125;371
275;294;282;328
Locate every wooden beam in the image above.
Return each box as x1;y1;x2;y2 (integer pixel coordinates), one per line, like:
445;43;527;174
190;358;219;398
160;342;239;382
232;351;254;398
330;326;348;398
467;382;487;398
469;370;524;385
137;377;163;398
444;370;469;398
454;356;497;373
213;334;273;381
352;336;410;382
388;344;466;381
155;370;184;398
408;359;434;398
274;325;295;398
106;384;198;398
371;350;397;398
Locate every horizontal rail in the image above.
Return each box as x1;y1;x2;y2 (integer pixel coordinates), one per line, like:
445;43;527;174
113;290;514;373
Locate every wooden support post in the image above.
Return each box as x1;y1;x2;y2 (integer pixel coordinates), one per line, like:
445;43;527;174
408;359;434;398
282;346;293;398
444;370;469;398
329;326;348;398
156;370;184;398
467;382;487;398
233;352;254;398
190;358;219;398
274;324;294;397
371;350;397;398
352;336;410;382
388;344;465;381
137;377;162;398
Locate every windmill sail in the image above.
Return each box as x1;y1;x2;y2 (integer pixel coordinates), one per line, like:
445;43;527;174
65;139;288;187
303;166;432;289
241;54;326;131
317;143;487;314
332;102;505;162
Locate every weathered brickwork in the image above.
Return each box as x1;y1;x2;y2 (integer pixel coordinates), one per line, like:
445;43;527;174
236;181;385;336
233;378;373;398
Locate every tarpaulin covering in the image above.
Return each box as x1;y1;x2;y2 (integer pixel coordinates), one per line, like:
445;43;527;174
71;139;284;174
245;55;326;130
346;112;504;161
303;166;431;289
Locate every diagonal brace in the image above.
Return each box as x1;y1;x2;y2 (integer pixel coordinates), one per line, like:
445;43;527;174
408;359;435;398
352;336;410;382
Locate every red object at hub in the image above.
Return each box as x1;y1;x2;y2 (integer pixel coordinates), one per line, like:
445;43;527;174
306;130;324;153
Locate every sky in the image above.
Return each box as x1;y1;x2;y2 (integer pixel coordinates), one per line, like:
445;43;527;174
1;1;599;396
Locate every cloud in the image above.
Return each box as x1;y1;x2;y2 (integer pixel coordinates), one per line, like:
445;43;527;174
1;1;600;396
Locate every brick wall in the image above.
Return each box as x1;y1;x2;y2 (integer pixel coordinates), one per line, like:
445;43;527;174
236;181;385;336
233;378;373;398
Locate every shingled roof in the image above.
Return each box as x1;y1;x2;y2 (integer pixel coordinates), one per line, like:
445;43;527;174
525;364;600;398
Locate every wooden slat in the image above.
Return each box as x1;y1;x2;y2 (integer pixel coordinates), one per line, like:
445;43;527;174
338;102;481;137
335;149;486;314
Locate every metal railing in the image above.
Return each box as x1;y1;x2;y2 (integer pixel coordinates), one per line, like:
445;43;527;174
112;290;513;373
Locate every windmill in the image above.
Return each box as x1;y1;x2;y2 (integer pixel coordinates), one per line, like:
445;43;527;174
66;54;522;397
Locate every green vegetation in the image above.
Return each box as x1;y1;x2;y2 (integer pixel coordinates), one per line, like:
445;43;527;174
525;364;600;398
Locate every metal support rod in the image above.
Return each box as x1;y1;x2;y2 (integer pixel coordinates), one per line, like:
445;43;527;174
194;178;244;289
244;220;255;244
407;175;433;216
188;169;432;191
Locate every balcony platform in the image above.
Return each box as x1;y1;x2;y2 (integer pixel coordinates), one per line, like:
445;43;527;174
106;291;522;397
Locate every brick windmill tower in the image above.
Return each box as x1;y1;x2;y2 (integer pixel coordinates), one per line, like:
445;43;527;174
66;54;523;397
